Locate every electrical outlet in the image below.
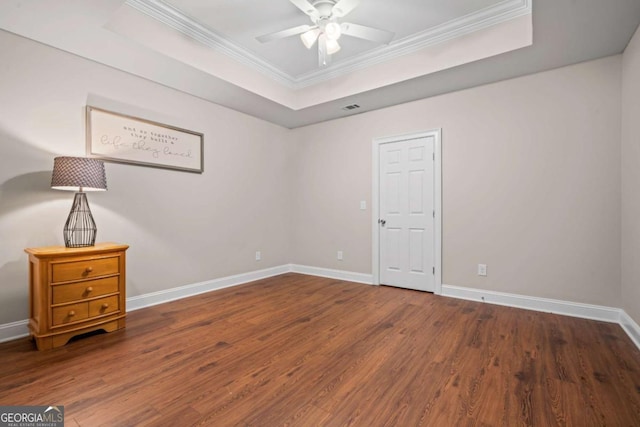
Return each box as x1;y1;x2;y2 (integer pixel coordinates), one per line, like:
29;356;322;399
337;250;343;261
478;264;487;276
255;251;261;261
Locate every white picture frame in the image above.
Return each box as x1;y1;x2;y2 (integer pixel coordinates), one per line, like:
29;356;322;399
86;106;204;173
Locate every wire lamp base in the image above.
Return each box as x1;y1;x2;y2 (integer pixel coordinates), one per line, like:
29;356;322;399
64;192;97;248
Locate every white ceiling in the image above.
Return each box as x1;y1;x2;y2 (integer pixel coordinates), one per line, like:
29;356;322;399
0;0;639;128
155;0;505;78
120;0;532;91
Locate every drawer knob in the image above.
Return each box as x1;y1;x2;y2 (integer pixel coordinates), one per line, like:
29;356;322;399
101;303;109;310
86;287;93;293
85;267;93;273
68;310;76;317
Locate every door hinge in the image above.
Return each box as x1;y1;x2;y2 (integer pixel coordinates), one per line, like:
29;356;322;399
433;210;435;218
432;267;435;275
433;153;435;161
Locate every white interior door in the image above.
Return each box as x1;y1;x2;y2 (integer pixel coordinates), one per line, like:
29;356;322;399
379;136;435;292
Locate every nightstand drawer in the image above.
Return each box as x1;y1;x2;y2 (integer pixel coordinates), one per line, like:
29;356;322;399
52;256;119;283
52;277;119;304
89;295;119;317
52;302;89;326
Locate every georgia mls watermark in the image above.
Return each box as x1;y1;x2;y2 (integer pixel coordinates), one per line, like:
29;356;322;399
0;406;64;427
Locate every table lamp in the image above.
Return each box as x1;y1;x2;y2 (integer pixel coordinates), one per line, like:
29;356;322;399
51;156;107;248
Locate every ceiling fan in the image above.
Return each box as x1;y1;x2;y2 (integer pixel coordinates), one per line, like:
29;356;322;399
256;0;395;67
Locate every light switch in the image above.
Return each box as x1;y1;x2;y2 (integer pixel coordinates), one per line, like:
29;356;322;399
360;201;367;210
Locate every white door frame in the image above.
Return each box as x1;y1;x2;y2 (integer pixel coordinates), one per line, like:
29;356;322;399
372;129;442;294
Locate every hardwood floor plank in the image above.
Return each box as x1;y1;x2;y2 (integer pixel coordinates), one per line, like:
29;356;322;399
1;273;639;426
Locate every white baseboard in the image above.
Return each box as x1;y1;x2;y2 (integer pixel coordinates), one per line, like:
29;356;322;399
127;264;291;311
4;268;638;353
290;264;373;284
619;310;640;350
0;319;29;343
441;284;621;323
127;264;372;311
0;264;291;343
441;284;640;351
0;264;370;344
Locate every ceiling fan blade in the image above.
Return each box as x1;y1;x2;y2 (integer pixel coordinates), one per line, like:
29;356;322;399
289;0;320;19
340;22;395;44
256;24;314;43
331;0;360;18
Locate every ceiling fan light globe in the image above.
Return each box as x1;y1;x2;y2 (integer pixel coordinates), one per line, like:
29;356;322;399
326;38;341;55
324;22;342;40
301;28;320;49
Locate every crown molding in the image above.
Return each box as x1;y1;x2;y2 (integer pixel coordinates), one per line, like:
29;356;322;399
125;0;297;87
126;0;531;90
295;0;532;87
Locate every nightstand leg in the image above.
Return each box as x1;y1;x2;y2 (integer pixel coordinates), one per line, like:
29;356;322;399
33;336;53;351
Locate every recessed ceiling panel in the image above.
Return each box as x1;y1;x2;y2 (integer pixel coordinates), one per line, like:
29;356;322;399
162;0;506;77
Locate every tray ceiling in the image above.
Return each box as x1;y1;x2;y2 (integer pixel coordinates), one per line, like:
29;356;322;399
126;0;530;87
0;0;639;128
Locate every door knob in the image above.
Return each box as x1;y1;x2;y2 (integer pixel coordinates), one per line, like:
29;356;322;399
379;219;386;226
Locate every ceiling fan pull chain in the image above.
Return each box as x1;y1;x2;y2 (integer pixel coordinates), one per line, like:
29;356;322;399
318;34;330;66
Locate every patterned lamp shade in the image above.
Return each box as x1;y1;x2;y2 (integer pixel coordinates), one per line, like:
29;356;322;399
51;156;107;248
51;156;107;192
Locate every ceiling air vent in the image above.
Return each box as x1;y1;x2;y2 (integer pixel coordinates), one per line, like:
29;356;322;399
341;104;361;111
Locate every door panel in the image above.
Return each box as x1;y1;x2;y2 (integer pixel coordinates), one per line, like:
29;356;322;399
409;228;425;273
409;170;424;214
386;172;401;214
379;136;435;292
386;228;401;271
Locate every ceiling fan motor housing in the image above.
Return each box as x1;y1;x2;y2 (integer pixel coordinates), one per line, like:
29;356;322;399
312;0;338;19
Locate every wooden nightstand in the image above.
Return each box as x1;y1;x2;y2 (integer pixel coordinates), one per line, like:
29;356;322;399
25;243;129;350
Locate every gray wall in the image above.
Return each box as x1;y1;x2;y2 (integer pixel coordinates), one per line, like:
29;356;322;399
622;25;640;325
1;27;638;328
0;31;294;324
292;56;622;308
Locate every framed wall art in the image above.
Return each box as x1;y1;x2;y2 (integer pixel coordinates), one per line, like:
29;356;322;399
86;106;204;173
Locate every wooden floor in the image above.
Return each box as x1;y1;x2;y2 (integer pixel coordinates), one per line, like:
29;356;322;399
1;274;639;426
